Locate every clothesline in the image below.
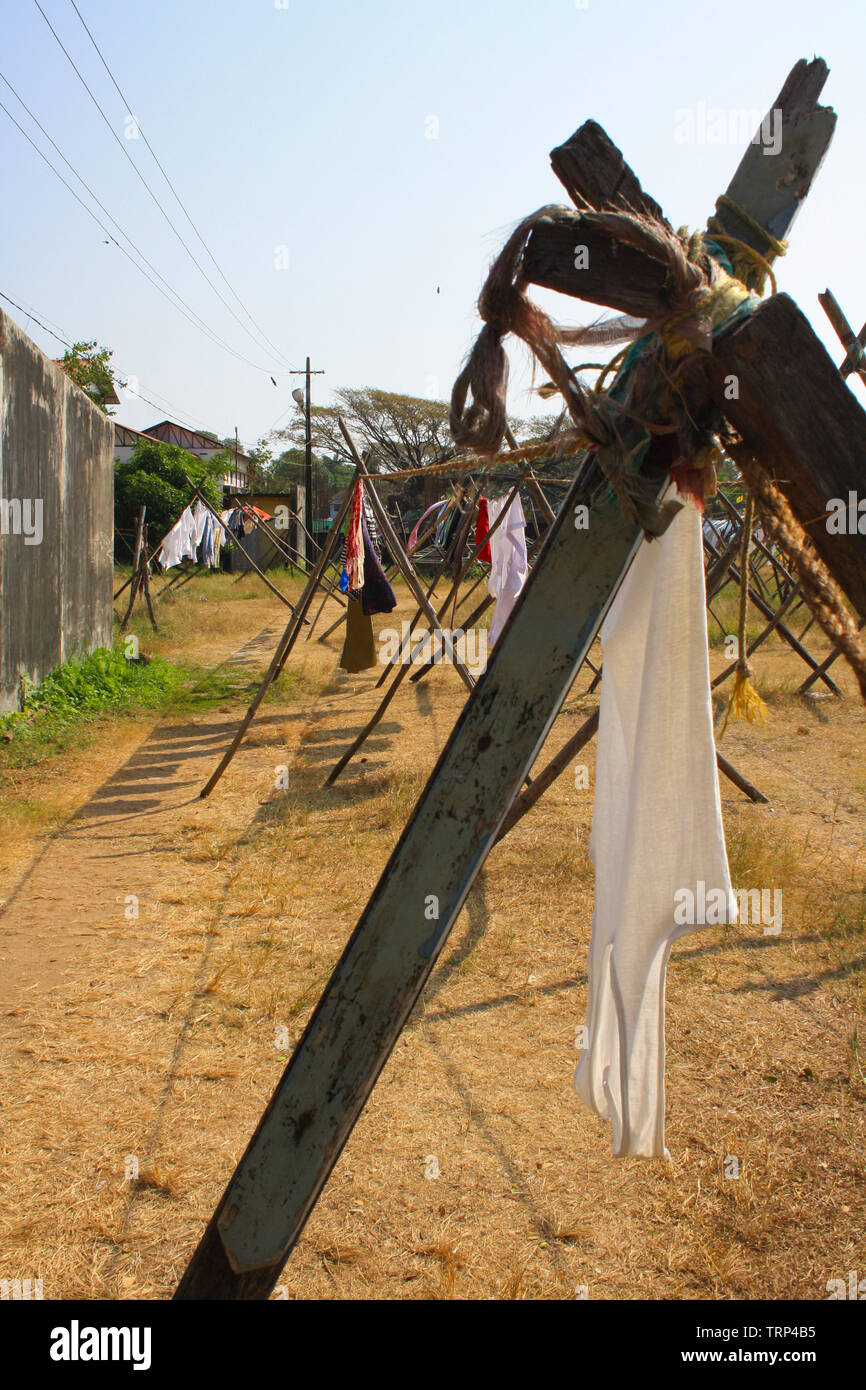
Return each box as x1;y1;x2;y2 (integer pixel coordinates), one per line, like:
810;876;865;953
361;434;587;481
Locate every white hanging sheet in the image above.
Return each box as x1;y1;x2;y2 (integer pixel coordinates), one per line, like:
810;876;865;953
574;490;734;1158
487;494;529;646
158;506;197;570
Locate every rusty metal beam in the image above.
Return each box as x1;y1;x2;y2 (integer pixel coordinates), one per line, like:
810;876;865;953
175;456;660;1298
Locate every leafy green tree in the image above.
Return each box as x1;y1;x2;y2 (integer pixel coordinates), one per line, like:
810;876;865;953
258;446;354;511
247;437;274;489
114;439;222;552
60;340;120;414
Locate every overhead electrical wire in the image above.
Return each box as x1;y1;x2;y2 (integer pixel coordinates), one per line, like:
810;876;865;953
0;94;278;375
32;0;288;374
0;286;215;433
67;0;291;372
0;71;279;376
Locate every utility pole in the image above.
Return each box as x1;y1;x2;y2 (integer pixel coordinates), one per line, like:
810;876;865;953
290;356;325;554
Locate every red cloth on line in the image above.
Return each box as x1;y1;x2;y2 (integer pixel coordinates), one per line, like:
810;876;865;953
475;496;492;562
345;478;365;590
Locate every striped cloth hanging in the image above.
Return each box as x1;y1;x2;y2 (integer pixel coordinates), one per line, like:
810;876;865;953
345;478;365;592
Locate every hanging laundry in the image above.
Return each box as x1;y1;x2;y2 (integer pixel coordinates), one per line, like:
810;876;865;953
408;498;449;553
192;499;209;548
214;511;233;566
360;512;397;616
339;594;377;672
158;506;196;570
226;508;245;539
201;511;216;568
574;489;733;1158
344;480;365;592
362;493;381;555
437;499;463;552
475;496;492;563
486;494;528;646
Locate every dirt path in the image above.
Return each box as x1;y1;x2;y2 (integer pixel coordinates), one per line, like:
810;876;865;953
0;625;285;1007
1;590;863;1301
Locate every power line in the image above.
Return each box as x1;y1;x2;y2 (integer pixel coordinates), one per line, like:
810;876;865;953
0;287;211;432
67;0;291;372
32;0;287;374
0;94;277;375
0;70;278;376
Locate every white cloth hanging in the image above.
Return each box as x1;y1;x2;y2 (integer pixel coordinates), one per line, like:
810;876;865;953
158;506;197;570
486;494;528;646
574;489;734;1158
192;499;209;547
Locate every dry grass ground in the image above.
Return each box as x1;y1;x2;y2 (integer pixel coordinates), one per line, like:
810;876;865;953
0;562;863;1300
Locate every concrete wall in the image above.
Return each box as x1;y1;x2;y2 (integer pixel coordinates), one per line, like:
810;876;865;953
0;310;114;711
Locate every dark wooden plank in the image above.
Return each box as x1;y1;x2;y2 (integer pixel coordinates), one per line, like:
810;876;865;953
550;119;668;222
522;215;673;319
709;293;866;620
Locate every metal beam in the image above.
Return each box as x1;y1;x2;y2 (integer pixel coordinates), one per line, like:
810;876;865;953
175;457;655;1297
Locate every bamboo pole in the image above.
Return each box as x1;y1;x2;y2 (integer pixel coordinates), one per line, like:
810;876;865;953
342;424;476;694
184;477;295;613
199;474;358;798
119;506;146;631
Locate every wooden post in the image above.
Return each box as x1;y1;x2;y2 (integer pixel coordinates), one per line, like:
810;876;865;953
199;475;358;798
818;289;866;384
183;478;295;612
119;506;146;632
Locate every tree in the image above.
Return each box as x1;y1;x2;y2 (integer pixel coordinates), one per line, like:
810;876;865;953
114;439;223;553
60;340;120;414
278;387;455;473
247;437;275;490
257;445;355;510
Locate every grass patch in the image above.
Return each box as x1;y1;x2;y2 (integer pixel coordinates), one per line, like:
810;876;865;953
0;646;253;768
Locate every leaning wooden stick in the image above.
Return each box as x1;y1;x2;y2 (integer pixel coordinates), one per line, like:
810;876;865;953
184;477;295;613
119;506;146;631
340;421;477;693
199;475;358;798
818;288;866;384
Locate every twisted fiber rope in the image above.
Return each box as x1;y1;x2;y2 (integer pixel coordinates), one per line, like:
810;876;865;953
448;204;733;531
365;432;589;481
730;444;866;704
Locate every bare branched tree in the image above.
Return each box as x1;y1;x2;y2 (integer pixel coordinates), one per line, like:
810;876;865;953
277;387;455;472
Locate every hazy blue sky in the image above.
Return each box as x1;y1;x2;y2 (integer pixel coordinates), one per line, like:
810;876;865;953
3;0;864;449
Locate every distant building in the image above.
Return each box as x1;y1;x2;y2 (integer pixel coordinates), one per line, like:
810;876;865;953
113;419;251;491
113;422;151;463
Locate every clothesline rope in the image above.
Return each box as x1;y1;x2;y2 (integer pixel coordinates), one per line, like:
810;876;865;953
360;435;587;482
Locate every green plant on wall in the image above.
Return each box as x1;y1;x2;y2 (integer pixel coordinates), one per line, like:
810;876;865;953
59;340;120;414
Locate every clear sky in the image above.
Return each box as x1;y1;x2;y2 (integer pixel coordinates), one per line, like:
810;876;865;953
3;0;864;449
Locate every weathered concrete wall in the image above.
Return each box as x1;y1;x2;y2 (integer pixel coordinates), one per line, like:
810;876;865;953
0;310;114;711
